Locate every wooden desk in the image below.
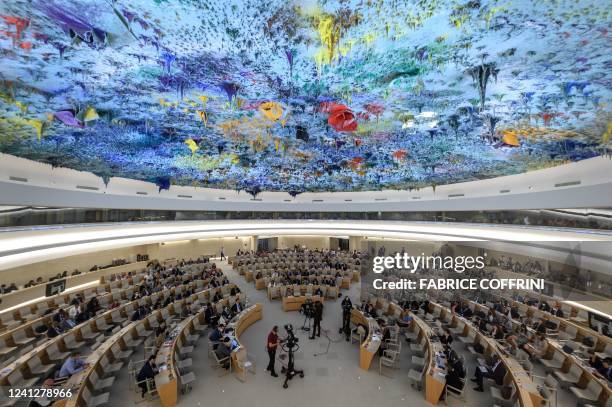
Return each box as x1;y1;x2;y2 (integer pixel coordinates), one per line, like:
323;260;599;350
430;302;542;407
60;321;139;407
244;270;253;282
1;279;225;406
350;309;381;370
282;296;323;312
155;316;193;407
255;279;267;290
228;304;263;377
411;313;447;405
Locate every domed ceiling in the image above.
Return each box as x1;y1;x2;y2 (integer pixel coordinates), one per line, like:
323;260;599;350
0;0;610;195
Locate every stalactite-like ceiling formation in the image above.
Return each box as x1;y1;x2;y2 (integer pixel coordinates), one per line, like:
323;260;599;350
0;0;610;195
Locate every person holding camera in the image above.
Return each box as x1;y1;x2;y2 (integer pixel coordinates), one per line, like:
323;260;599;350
310;300;324;339
266;325;280;377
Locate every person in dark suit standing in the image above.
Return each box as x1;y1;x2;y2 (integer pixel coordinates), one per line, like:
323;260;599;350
310;300;323;339
137;355;158;398
471;354;506;392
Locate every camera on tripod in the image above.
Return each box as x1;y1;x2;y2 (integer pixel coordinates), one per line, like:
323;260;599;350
283;324;299;349
281;323;304;388
300;299;314;318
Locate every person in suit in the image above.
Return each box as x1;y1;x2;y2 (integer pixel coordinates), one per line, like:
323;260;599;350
471;354;506;392
46;322;60;338
137;355;158;398
597;358;612;382
310;300;323;339
231;300;243;315
214;337;232;369
444;356;466;399
439;328;453;346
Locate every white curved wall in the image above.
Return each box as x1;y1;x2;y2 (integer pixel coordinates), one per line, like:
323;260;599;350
1;153;611;211
1;220;611;272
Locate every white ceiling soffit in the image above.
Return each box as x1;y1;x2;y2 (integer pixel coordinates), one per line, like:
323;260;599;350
0;220;611;271
0;153;611;211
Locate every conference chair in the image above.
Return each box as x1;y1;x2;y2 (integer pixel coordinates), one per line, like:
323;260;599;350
99;353;123;375
26;356;55;378
233;347;257;382
570;380;604;406
445;377;466;402
45;342;70;363
110;342;133;360
110;310;127;326
595;343;612;360
63;332;85;351
90;369;114;391
539;349;565;373
558;326;578;342
183;326;199;347
6;368;38;389
491;380;517;405
123;331;143;348
404;326;419;342
532;374;558;407
379;349;399;377
192;316;208;333
81;384;110;407
80;324;103;343
95;318;113;334
12;329;36;347
179;371;197;394
408;365;425;390
17;306;35;322
449;321;465;337
411;348;427;370
211;349;231;377
458;329;477;347
351;325;365;344
173;352;193;372
410;336;426;356
177;337;194;358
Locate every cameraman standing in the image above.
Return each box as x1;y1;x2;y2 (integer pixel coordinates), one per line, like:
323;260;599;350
310;300;324;339
266;326;279;377
341;296;353;341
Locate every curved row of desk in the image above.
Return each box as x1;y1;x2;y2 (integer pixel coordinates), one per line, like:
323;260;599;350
59;284;238;407
155;303;263;407
240;270;354;290
0;275;232;399
0;261;150;332
0;263;216;364
500;296;612;357
0;261;151;319
429;301;541;407
465;298;611;406
356;297;541;407
0;264;212;362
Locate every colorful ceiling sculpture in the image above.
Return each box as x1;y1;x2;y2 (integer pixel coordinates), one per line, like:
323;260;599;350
0;0;610;195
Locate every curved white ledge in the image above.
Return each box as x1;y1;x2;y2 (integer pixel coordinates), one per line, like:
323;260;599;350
1;154;611;211
0;220;610;272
